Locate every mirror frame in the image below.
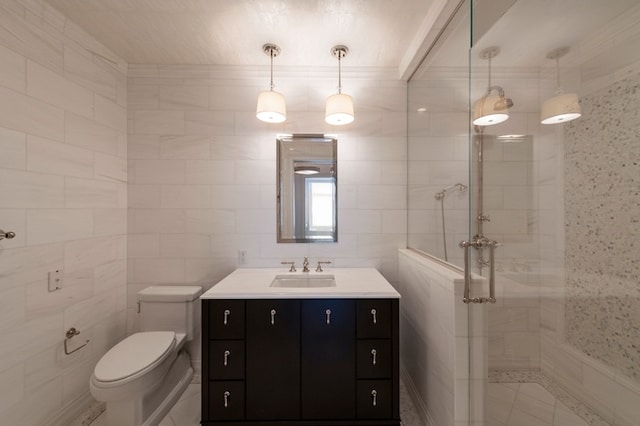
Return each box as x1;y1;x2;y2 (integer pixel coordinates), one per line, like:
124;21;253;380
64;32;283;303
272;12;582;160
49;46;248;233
276;134;338;243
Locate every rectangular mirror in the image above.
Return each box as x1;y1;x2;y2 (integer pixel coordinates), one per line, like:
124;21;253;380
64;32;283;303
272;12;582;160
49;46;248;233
277;134;337;243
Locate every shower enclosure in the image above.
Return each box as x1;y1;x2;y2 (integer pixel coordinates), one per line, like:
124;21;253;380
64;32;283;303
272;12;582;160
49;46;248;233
405;0;640;424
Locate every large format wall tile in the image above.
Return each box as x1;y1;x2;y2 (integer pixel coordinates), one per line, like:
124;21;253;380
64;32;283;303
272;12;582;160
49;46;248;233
127;64;408;306
0;1;127;425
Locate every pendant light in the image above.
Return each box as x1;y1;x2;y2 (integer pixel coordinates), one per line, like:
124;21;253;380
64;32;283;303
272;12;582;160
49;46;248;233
325;45;354;125
256;44;286;123
473;47;514;126
541;47;581;125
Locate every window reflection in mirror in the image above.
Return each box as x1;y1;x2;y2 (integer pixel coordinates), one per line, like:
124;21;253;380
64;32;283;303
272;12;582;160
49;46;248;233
277;134;337;243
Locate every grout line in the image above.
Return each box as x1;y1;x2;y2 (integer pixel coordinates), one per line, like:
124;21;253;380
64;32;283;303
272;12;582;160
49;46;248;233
489;369;610;426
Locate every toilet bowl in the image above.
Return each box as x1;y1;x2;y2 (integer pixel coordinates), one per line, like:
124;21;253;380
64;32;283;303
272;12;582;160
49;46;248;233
90;286;202;426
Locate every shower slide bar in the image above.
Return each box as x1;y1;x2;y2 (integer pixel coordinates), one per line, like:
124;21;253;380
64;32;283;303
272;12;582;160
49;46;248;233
434;183;468;261
459;236;498;304
434;183;467;200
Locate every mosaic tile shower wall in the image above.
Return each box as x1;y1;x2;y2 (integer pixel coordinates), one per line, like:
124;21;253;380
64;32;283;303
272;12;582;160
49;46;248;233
564;71;640;382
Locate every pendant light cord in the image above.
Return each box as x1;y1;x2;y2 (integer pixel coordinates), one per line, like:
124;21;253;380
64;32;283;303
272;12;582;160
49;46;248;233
337;49;343;94
487;55;492;91
269;47;275;91
555;55;564;95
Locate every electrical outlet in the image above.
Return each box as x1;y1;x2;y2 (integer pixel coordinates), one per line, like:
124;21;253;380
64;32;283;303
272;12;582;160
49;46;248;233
48;269;63;292
237;249;247;265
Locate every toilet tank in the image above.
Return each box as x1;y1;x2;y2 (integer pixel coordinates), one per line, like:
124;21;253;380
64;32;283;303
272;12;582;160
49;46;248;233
137;286;203;340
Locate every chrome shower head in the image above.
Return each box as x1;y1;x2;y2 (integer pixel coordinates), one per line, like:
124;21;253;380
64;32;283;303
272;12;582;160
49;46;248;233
494;96;514;110
488;85;514;110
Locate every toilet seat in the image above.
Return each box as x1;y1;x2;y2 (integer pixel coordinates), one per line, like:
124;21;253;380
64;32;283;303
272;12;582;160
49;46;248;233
94;331;176;384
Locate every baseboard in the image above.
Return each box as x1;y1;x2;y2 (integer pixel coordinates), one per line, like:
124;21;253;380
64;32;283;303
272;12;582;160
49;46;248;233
46;391;104;426
400;366;435;426
191;358;201;384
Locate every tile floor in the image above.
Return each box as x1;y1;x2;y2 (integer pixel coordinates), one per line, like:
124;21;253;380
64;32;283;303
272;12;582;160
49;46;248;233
86;378;424;426
488;382;590;426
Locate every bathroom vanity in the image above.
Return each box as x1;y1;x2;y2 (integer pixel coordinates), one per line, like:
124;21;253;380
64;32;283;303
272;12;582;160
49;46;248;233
200;268;401;426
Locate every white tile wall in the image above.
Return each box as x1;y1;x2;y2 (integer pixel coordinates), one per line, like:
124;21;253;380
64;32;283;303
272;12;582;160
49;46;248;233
398;249;487;426
0;1;127;425
127;64;407;294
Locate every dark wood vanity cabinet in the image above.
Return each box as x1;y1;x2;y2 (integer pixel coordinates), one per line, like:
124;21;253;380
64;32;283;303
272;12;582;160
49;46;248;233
202;298;400;426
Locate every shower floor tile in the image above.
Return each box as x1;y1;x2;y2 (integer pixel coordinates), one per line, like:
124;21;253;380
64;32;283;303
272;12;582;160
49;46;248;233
488;382;591;426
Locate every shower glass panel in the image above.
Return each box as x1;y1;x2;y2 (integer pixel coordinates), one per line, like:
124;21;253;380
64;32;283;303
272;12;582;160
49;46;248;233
469;0;640;425
407;3;471;270
407;0;640;424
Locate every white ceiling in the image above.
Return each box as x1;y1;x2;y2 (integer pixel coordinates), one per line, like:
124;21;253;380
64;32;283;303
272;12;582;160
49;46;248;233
45;0;443;74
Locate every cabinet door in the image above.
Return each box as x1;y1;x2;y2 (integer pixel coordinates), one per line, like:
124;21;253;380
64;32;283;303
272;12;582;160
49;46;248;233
357;380;392;419
357;299;391;338
301;299;356;419
210;300;245;339
209;340;244;380
209;381;245;421
246;299;300;420
356;339;391;379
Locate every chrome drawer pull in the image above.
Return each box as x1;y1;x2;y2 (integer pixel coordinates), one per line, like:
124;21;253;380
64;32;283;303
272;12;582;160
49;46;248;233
223;391;230;408
371;308;377;324
326;309;332;324
371;389;377;407
223;309;230;325
223;350;230;366
371;348;377;365
270;309;277;325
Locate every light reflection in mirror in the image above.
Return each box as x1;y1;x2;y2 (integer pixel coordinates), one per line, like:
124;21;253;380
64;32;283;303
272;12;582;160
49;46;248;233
277;134;337;243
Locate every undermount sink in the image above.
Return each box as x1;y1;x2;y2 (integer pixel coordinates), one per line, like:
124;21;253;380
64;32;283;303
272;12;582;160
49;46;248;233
270;274;336;288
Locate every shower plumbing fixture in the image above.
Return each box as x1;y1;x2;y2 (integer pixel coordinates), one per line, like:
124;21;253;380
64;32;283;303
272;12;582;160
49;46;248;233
459;235;499;304
457;125;501;304
477;213;491;223
434;183;468;261
434;183;468;200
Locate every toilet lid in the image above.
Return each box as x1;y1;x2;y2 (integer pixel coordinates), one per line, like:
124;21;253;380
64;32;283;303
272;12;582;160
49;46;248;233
94;331;175;382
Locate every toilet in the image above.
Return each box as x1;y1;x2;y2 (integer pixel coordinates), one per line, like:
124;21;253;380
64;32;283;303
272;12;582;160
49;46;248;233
90;285;202;426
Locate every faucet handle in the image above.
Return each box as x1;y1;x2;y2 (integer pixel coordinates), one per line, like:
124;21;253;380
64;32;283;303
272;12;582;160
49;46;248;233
280;261;296;272
316;261;332;272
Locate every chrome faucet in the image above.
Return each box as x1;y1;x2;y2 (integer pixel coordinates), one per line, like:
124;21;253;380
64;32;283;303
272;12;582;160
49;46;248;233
316;261;332;272
281;261;296;272
302;257;310;272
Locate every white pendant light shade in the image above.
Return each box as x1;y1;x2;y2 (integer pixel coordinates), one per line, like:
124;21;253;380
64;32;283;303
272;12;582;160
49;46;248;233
473;94;509;126
256;90;286;123
256;43;286;123
325;93;354;125
540;93;581;124
541;47;581;125
325;45;354;126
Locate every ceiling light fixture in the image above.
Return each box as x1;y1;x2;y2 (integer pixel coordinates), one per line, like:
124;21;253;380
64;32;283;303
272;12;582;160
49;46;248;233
325;45;354;125
294;166;321;175
541;47;581;125
256;43;286;123
473;47;514;126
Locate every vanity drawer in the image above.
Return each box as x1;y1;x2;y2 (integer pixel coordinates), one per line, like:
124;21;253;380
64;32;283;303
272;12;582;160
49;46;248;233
356;339;391;378
209;340;245;380
209;381;245;421
210;300;245;339
356;380;392;419
357;299;391;338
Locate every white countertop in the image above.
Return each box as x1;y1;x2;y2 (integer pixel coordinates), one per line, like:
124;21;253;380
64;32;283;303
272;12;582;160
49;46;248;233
201;268;401;299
